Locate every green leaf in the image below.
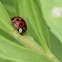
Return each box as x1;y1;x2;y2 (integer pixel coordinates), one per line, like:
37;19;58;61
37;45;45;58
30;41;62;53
0;1;61;62
39;0;62;44
0;35;51;62
0;58;14;62
0;1;13;32
0;0;17;18
0;29;23;46
0;1;44;55
49;31;62;61
13;0;50;51
32;0;50;48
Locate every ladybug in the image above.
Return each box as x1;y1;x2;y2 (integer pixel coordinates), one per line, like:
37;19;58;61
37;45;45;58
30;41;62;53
11;17;27;35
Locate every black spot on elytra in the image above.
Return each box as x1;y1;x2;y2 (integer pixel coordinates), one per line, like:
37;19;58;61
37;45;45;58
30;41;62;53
21;19;25;22
13;21;16;24
15;17;17;18
16;19;19;21
20;23;22;26
11;18;14;20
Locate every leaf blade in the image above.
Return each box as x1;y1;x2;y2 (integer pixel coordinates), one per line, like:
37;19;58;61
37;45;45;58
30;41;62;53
0;35;51;62
39;0;62;44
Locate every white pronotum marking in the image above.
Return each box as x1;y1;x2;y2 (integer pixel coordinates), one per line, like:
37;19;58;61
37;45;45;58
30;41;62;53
52;7;62;17
19;28;22;33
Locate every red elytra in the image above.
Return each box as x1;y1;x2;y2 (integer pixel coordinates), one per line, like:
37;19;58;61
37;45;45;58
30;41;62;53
11;17;27;35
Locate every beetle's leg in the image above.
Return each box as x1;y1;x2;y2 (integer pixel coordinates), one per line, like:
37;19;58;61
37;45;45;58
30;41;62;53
16;29;19;34
12;29;16;32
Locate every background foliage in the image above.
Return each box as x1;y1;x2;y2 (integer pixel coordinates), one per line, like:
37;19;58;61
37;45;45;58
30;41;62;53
0;0;62;62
